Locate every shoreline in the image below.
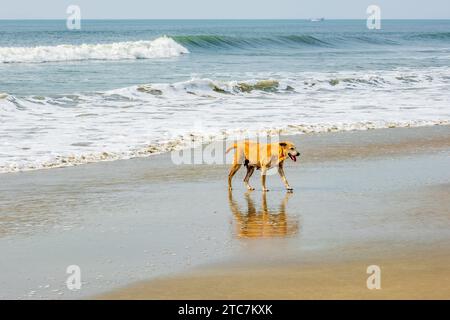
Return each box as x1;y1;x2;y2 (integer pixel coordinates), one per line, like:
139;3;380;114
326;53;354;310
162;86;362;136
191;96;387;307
0;125;449;299
1;121;449;174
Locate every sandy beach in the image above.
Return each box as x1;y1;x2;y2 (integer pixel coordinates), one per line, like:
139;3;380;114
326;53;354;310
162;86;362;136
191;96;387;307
1;125;449;299
100;248;450;299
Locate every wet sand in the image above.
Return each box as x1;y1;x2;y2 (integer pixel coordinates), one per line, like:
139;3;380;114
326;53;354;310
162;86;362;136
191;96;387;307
1;125;449;299
100;247;450;300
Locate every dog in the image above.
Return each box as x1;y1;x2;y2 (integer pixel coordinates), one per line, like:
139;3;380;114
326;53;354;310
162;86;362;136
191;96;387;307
226;140;300;192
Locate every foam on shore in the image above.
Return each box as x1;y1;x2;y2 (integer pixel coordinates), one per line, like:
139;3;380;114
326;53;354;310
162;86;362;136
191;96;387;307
1;67;449;173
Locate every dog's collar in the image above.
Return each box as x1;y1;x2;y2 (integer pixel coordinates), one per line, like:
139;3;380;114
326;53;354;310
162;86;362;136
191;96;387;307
278;148;287;161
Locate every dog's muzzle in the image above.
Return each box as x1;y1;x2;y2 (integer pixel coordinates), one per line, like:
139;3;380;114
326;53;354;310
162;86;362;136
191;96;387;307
288;152;300;162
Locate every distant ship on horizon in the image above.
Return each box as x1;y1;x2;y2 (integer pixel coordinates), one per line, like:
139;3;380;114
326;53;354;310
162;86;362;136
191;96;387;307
309;18;325;22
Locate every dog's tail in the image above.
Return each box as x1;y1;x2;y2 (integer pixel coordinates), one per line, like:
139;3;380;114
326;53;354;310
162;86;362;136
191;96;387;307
226;144;237;154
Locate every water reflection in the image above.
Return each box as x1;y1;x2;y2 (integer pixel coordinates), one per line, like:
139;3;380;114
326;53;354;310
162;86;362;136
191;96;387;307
228;191;300;239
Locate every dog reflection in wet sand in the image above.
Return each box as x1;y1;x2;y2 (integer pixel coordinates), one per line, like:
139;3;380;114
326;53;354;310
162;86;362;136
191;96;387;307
228;191;299;239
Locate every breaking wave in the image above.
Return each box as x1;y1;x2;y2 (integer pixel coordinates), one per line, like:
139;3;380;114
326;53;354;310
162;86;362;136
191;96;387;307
2;31;449;64
0;36;189;64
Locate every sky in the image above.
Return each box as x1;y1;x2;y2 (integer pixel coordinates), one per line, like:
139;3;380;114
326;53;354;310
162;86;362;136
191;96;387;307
0;0;449;19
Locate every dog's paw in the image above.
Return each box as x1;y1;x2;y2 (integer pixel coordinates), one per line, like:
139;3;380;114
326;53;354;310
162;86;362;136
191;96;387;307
286;187;294;192
262;188;270;192
247;186;255;191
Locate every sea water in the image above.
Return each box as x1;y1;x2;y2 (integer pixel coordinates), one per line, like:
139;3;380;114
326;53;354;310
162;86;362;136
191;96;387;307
0;20;449;172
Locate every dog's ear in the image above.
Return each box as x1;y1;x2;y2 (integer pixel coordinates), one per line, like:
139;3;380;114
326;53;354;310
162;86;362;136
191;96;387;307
279;142;287;147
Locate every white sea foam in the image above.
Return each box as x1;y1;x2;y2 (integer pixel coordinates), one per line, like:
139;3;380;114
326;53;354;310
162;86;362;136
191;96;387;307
1;67;449;173
0;36;189;63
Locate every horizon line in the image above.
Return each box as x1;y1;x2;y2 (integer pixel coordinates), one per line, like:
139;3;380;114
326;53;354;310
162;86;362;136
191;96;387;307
0;18;449;21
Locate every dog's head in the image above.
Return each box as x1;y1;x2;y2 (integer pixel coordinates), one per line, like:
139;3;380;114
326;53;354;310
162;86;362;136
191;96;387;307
279;141;301;162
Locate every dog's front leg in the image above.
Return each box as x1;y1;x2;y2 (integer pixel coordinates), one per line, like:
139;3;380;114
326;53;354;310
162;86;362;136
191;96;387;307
261;167;269;192
278;163;293;191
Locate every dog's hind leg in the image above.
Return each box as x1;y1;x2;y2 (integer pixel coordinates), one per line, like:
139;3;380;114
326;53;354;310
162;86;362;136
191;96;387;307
243;166;255;191
261;166;269;192
228;164;242;191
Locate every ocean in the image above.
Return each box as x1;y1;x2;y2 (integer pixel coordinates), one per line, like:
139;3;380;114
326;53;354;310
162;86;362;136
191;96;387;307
0;19;449;172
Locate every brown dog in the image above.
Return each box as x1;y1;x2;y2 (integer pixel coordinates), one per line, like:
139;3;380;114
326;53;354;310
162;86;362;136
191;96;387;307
226;140;300;192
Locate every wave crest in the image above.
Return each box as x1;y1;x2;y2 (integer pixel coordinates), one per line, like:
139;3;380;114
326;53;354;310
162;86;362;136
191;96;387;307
0;36;189;64
172;34;330;49
408;32;450;40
